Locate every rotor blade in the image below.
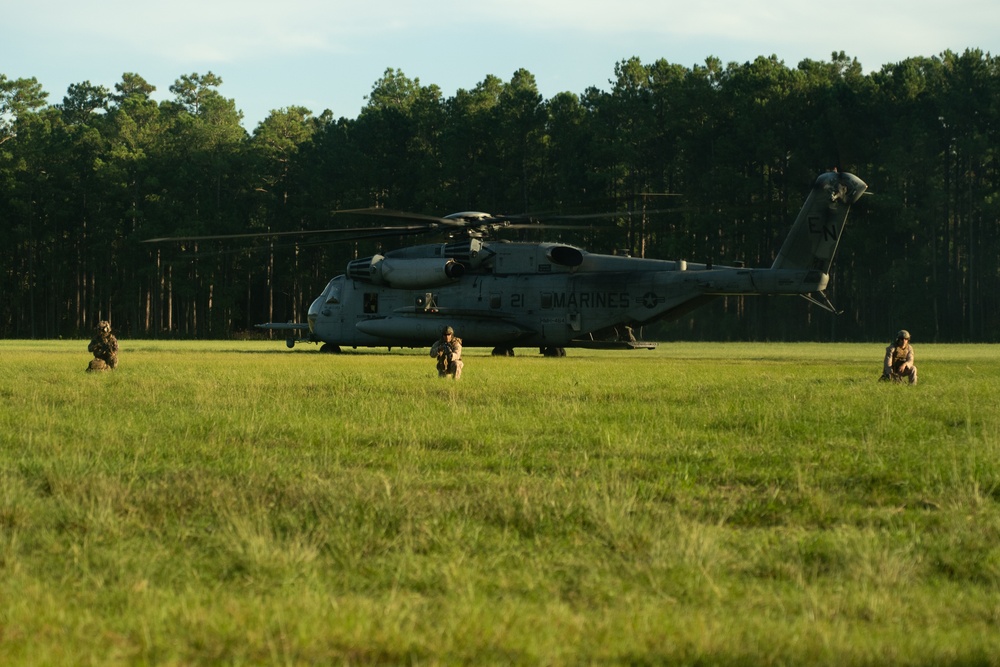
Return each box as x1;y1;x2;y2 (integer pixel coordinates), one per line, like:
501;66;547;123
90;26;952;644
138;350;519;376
333;208;467;227
142;224;431;243
332;207;689;228
503;223;597;231
152;227;440;262
533;208;686;221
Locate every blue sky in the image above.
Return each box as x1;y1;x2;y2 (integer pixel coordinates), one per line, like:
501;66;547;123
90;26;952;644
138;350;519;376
5;0;998;130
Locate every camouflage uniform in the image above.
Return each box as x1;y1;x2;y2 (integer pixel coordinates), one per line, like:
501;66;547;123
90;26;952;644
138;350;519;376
430;326;463;379
87;321;119;372
881;329;916;384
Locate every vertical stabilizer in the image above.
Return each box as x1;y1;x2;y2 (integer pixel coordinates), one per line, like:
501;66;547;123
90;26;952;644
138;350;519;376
771;171;867;272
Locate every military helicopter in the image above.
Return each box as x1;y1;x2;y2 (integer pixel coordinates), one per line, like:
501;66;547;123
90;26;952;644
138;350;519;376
150;171;867;355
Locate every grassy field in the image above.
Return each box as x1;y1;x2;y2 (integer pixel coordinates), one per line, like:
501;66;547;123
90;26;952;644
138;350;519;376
1;339;999;665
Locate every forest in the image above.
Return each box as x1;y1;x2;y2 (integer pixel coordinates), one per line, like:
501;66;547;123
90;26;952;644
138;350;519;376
1;49;998;343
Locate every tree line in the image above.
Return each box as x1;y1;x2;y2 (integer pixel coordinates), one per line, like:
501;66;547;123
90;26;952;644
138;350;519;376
2;49;998;343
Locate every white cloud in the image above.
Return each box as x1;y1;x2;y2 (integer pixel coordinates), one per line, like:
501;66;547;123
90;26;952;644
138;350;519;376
14;0;997;68
5;0;998;127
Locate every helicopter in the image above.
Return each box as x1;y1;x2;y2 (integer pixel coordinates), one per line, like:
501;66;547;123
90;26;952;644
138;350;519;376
149;170;867;355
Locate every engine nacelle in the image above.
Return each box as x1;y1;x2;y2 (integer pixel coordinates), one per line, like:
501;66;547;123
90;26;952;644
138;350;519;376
346;255;465;288
547;244;584;267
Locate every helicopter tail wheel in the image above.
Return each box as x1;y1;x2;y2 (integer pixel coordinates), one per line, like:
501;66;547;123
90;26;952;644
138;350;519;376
320;344;342;354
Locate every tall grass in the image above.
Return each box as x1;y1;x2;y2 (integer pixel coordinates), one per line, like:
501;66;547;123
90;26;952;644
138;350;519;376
2;340;999;665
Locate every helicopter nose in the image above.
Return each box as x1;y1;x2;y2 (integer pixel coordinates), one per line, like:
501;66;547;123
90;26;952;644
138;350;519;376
307;296;323;333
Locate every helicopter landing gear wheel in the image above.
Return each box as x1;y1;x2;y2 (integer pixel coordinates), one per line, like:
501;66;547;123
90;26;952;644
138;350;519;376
320;344;342;354
491;346;515;357
541;346;566;357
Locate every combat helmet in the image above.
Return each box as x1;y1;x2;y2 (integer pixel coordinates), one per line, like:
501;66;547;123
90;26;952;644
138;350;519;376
896;329;910;340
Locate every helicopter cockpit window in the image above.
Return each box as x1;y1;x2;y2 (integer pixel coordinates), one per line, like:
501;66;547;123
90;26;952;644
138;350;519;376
324;279;342;305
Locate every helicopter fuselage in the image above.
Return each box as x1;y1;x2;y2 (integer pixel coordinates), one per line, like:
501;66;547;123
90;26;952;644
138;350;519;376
301;242;828;350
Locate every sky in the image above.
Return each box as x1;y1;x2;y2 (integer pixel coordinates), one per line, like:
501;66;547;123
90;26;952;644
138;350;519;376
5;0;999;131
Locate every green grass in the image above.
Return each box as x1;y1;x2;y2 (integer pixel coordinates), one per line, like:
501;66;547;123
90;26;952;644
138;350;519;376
2;339;1000;665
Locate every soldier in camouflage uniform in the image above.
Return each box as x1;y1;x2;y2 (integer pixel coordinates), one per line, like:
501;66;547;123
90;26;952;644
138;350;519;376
881;329;917;384
87;320;119;372
430;325;463;379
